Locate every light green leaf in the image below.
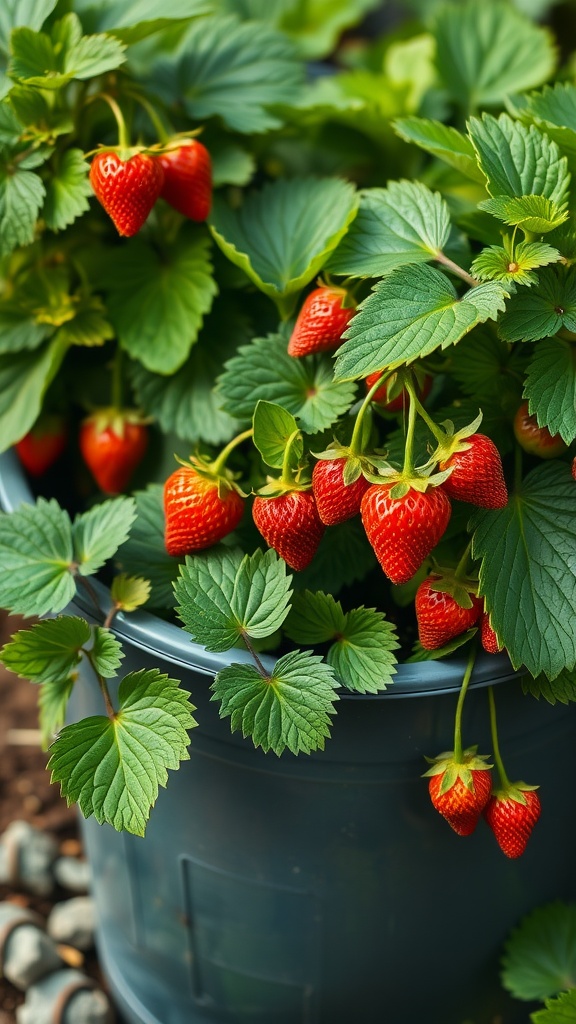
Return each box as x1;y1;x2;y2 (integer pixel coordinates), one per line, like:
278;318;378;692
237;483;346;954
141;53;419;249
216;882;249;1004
522;667;576;705
502;903;576;1001
0;0;58;57
231;548;293;638
532;989;576;1024
499;267;576;343
43;148;92;232
433;0;556;109
210;176;358;305
0;616;91;683
8;86;73;140
328;606;398;694
0;498;75;616
105;232;217;375
48;668;196;836
217;333;357;434
468;114;569;208
90;627;124;678
284;589;346;645
39;676;75;749
524;338;576;444
212;649;339;755
116;485;181;609
82;0;213;45
278;0;380;59
334;265;508;380
253;400;301;469
393;117;485;184
110;574;151;613
472;463;576;679
326;181;450;279
57;297;114;348
0;164;45;255
211;142;255;187
72;497;137;577
0;303;51;354
471;241;562;287
479;195;568;235
9;16;126;88
512;83;576;165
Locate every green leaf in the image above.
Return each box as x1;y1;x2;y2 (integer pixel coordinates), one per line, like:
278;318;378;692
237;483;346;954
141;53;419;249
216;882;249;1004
479;195;568;235
157;15;303;134
407;630;477;662
212;649;339;755
39;676;75;749
0;498;75;616
217;333;357;434
328;606;398;694
326;181;450;279
0;616;91;683
334;265;508;380
293;516;376;595
471;241;562;288
211;142;255;188
532;989;576;1024
472;462;576;679
0;302;51;354
57;296;114;348
0;164;45;255
90;627;124;678
0;0;58;57
230;548;293;638
433;0;556;109
502;903;576;1001
468;114;569;208
393;117;485;184
253;400;301;469
280;0;379;60
448;327;528;403
116;485;180;609
110;574;151;613
48;668;196;836
210;176;358;305
43;148;92;232
499;267;576;343
284;589;346;645
105;232;217;375
9;16;126;88
524;338;576;444
82;0;213;45
522;667;576;705
72;497;137;577
512;83;576;166
8;86;73;141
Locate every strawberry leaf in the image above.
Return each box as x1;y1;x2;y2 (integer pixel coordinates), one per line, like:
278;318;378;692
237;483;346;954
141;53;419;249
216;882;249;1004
116;485;181;609
0;497;75;616
43;148;92;231
328;606;398;693
253;400;302;470
334;265;508;380
88;0;213;45
38;675;75;749
90;628;124;678
72;497;136;577
522;667;576;705
524;338;576;444
502;902;576;1001
532;989;576;1024
0;0;57;56
284;590;346;645
406;630;478;662
0;163;45;255
448;328;528;403
9;16;126;88
110;574;151;613
472;463;576;679
293;517;376;595
471;241;561;287
0;616;91;683
0;337;67;452
499;267;576;343
48;668;197;836
393;117;485;183
512;82;576;164
468;114;569;206
479;195;568;234
211;649;339;755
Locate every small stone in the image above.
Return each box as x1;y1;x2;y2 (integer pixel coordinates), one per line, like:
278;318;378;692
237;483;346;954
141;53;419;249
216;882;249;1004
16;969;112;1024
53;856;92;894
47;898;95;951
3;923;62;990
2;822;57;896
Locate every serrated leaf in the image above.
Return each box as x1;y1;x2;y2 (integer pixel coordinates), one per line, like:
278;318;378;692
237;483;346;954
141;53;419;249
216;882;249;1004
284;590;346;645
532;990;576;1024
0;0;58;57
9;16;126;88
72;497;137;577
393;117;485;184
472;463;576;679
524;338;576;444
210;176;358;306
43;148;92;231
499;267;576;343
0;302;51;354
90;627;124;678
116;485;181;608
433;0;556;110
0;164;45;255
468;114;569;208
217;333;357;434
39;675;75;749
512;83;576;166
471;241;562;287
502;903;576;1001
0;616;91;683
326;181;451;279
105;232;217;375
328;606;398;693
522;667;576;705
253;400;301;469
479;195;568;235
212;649;338;755
57;297;114;348
231;548;293;638
110;574;151;612
334;265;508;380
0;498;75;616
48;668;196;836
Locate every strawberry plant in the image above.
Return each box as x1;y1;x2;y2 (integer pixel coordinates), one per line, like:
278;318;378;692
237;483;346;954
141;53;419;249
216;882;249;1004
0;0;574;868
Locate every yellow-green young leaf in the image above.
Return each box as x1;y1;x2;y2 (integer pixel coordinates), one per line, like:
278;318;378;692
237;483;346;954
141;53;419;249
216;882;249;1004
116;485;182;609
512;82;576;165
499;266;576;343
532;989;576;1024
471;242;562;287
524;339;576;445
253;400;301;470
522;667;576;705
328;606;398;693
90;628;124;678
479;195;568;235
393;117;485;184
48;669;197;836
43;148;92;231
111;574;152;612
468;114;569;208
211;649;339;755
502;903;576;1001
39;675;75;749
0;498;75;616
73;497;137;577
284;590;346;645
0;616;91;683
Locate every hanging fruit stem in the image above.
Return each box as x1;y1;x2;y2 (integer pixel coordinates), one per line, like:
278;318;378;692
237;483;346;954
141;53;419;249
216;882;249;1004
453;644;477;763
211;429;254;476
280;430;303;487
349;370;394;456
487;685;511;789
401;383;419;478
405;379;445;445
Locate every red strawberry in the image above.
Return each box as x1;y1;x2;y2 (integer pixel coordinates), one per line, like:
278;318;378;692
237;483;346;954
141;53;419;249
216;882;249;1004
513;401;567;459
483;788;541;858
252;490;324;571
571;456;576;481
312;458;370;525
16;416;67;476
164;466;244;556
416;576;483;650
158;140;212;222
480;613;503;654
287;286;355;357
365;371;432;413
79;412;148;495
428;763;493;836
89;151;164;237
360;484;451;585
439;433;507;509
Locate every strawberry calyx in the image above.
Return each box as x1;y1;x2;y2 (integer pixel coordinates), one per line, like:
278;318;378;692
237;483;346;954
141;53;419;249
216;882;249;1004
313;441;384;487
424;411;484;468
423;748;493;791
315;276;357;311
489;780;539;805
82;406;150;439
366;463;452;498
424;570;479;610
175;452;246;500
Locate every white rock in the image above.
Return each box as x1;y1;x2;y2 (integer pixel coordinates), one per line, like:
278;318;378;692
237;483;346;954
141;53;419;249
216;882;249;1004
3;923;62;990
2;821;57;896
16;969;112;1024
47;897;96;951
53;856;92;894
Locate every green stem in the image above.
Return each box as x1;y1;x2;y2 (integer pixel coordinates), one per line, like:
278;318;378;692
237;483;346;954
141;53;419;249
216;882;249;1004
243;633;270;680
406;381;445;444
89;93;130;150
281;429;303;486
111;347;123;411
86;651;116;720
487;685;510;789
401;382;418;478
211;428;254;476
453;643;477;763
123;89;170;143
454;539;473;580
435;250;479;288
349;370;394;455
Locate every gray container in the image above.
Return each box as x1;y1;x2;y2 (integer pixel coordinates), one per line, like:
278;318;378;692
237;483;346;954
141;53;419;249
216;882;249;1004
1;450;574;1024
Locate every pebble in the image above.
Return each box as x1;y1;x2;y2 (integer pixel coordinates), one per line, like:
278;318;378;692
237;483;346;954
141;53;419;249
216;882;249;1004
3;923;62;990
47;897;96;951
16;969;113;1024
1;821;57;896
53;856;92;894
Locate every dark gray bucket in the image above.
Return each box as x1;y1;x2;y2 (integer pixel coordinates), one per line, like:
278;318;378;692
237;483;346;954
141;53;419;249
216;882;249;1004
1;449;573;1024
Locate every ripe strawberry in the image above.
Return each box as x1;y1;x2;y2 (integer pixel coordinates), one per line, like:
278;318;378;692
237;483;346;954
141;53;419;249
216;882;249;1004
312;458;370;525
164;466;244;556
416;576;483;650
158;140;212;222
427;760;493;836
252;490;324;571
89;151;164;237
572;456;576;480
360;484;451;585
439;433;507;509
480;612;503;654
16;416;67;476
483;788;541;858
513;401;567;459
287;286;355;357
79;413;148;495
365;371;432;413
